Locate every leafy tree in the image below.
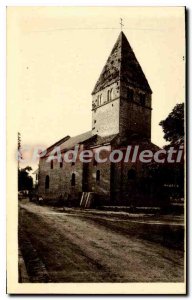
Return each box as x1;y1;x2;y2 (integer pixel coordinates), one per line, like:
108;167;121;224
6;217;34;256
18;166;33;191
159;103;184;146
150;103;185;201
146;161;184;200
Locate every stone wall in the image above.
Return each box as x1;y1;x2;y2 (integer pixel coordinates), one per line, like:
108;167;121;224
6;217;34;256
38;144;111;205
85;146;111;205
92;81;120;137
91;80;152;140
38;147;84;202
119;82;152;140
38;142;161;207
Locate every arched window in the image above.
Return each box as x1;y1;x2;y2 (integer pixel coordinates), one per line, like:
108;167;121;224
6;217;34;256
97;95;100;105
110;89;113;100
45;175;49;189
107;89;113;101
99;94;102;105
60;159;63;168
71;173;76;186
50;160;53;169
107;90;110;102
128;169;136;180
96;170;100;182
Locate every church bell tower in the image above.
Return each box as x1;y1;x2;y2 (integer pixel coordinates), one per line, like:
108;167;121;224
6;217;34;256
91;31;152;141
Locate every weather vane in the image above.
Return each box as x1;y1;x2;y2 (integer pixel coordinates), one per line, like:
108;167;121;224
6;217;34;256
120;18;124;31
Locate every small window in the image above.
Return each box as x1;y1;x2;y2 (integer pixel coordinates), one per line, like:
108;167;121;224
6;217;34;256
107;89;113;101
71;161;75;166
50;161;53;169
60;160;63;168
96;170;100;182
107;90;110;102
99;94;102;105
94;120;96;124
45;175;49;189
127;88;134;101
95;96;98;106
128;169;136;180
110;89;113;100
140;94;146;106
71;173;75;186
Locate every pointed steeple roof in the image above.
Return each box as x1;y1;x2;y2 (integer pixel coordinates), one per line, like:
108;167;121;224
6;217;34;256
92;31;152;94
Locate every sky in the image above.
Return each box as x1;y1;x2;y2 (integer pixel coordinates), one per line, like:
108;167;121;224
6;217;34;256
7;7;185;169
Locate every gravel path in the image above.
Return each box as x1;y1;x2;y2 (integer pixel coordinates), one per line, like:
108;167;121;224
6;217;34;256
19;200;184;283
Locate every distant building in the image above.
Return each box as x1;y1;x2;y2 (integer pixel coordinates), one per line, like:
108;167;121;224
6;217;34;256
38;31;159;206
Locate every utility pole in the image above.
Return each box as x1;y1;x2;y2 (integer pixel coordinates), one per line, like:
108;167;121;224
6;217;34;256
18;132;22;170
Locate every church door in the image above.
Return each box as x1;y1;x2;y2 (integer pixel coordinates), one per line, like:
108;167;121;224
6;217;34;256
82;162;90;192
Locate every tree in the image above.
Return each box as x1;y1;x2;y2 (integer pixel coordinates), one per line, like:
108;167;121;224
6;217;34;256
159;103;184;146
18;166;33;191
146;161;184;200
153;103;185;200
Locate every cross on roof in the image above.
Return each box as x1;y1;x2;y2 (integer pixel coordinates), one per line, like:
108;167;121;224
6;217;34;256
120;18;124;31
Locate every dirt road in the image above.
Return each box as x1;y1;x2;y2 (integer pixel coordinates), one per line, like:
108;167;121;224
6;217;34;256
19;200;184;283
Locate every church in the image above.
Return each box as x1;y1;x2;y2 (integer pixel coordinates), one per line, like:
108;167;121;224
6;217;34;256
38;31;159;207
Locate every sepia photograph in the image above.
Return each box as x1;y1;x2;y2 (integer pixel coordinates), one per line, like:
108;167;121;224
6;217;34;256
6;6;186;294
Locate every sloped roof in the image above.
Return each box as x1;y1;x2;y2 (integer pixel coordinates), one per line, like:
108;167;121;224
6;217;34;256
59;131;93;152
45;132;118;155
92;31;152;94
46;135;70;153
88;134;118;147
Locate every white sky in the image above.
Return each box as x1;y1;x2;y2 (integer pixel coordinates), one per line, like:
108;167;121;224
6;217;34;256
7;7;185;169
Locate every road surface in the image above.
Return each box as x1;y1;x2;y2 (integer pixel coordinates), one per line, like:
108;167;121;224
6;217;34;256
19;199;184;283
